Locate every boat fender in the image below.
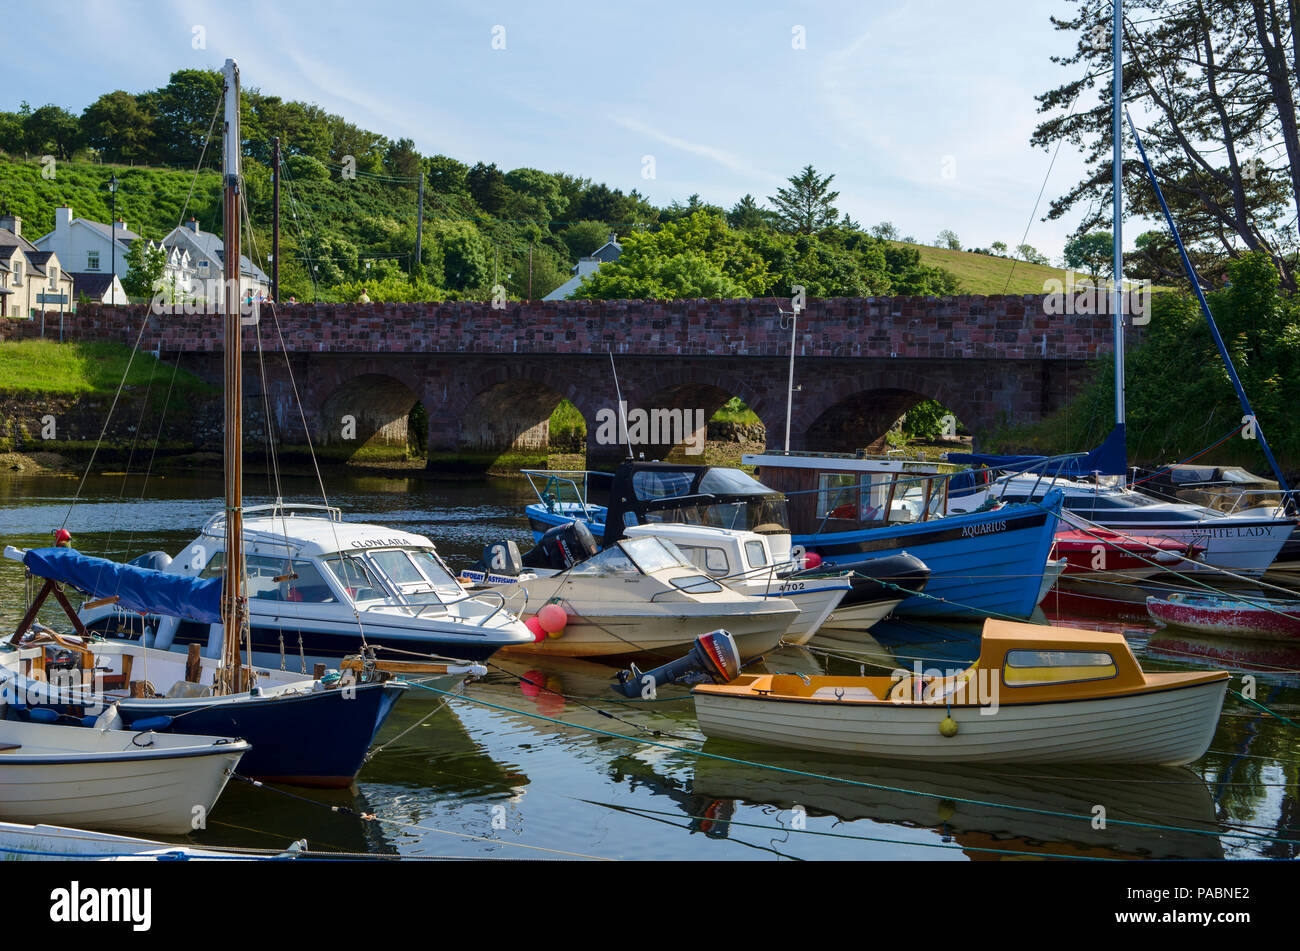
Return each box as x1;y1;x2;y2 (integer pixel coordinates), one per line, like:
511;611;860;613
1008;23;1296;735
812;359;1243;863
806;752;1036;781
939;716;959;738
129;715;174;732
27;707;59;724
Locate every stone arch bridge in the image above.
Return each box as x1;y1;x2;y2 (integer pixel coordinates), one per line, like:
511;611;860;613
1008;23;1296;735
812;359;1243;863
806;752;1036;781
53;296;1131;466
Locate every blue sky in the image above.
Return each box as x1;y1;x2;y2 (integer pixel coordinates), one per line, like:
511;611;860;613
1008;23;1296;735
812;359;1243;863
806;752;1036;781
11;0;1106;261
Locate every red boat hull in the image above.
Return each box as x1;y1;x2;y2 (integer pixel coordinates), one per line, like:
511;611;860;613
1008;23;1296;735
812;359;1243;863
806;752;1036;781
1147;596;1300;641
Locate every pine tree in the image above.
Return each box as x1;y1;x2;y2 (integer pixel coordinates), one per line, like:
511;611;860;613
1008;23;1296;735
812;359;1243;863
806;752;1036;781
768;165;840;235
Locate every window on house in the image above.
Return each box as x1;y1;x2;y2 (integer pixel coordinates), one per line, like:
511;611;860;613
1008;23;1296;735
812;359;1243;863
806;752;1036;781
87;251;99;271
48;266;58;289
12;262;22;285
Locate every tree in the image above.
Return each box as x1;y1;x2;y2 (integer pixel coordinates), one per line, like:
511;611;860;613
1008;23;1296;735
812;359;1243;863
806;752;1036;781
1016;243;1050;266
23;105;82;159
768;165;840;234
991;241;1008;255
560;220;611;260
1031;0;1300;289
728;194;768;230
148;69;223;166
81;91;154;162
383;137;421;183
1063;231;1113;278
466;162;510;215
935;229;961;250
871;221;900;240
121;239;168;298
425;154;469;194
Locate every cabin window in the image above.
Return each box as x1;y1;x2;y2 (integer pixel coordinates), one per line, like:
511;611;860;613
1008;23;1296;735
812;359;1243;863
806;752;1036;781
679;545;730;576
817;473;858;518
745;540;768;568
570;545;639;576
621;536;692;574
86;252;99;271
632;470;693;501
1003;649;1117;686
671;574;723;594
405;548;466;600
323;554;386;602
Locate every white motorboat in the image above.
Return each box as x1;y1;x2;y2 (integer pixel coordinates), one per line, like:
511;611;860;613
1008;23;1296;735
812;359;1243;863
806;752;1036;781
947;470;1296;577
620;523;851;644
0;820;306;861
0;707;247;835
77;503;534;667
461;525;798;658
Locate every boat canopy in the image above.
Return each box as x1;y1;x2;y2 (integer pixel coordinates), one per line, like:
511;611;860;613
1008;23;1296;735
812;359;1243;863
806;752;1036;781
602;461;788;547
23;547;223;624
948;425;1128;478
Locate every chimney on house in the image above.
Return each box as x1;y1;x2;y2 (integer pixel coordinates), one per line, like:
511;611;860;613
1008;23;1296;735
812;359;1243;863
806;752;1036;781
187;217;199;233
0;213;20;237
115;217;127;233
55;207;73;233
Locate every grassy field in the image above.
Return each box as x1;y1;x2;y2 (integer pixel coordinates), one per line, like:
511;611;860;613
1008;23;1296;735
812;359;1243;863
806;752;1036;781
0;339;213;395
895;243;1075;295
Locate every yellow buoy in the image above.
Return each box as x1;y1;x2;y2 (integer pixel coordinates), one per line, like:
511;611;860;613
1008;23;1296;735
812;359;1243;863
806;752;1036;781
938;716;959;738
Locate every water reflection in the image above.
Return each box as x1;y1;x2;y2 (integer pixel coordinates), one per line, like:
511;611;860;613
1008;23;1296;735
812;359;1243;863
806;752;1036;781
0;469;1295;859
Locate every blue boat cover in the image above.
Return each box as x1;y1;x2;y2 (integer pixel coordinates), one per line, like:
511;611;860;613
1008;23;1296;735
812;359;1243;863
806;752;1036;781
948;424;1128;478
23;547;222;624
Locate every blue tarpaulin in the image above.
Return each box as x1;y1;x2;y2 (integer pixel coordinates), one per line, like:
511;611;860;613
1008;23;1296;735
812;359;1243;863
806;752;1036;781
948;424;1129;478
23;547;222;624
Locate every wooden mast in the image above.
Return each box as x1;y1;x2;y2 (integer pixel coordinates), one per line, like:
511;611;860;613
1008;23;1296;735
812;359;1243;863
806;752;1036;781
219;58;246;695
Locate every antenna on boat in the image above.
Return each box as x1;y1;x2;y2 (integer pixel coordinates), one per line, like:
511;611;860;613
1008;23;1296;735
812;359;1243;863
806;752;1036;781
1110;0;1127;463
777;297;803;453
218;57;248;696
607;347;634;459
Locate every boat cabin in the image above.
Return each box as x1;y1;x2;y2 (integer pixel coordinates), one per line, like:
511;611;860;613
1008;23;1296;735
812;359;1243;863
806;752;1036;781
622;522;788;584
741;451;957;537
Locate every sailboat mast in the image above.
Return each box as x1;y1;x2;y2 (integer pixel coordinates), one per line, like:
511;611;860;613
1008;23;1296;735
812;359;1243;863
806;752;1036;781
220;58;246;694
1111;0;1125;431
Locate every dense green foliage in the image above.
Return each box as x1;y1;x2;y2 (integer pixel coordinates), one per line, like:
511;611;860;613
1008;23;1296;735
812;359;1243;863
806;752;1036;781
0;340;213;395
1;71;959;304
992;252;1300;469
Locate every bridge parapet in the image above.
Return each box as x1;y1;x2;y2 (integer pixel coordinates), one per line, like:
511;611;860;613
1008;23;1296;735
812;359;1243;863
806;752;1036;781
7;295;1134;361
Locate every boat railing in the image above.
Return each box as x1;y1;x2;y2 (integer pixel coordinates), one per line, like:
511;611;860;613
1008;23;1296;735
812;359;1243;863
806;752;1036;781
980;453;1090;504
1211;488;1292;516
201;501;343;538
397;588;515;626
522;469;600;521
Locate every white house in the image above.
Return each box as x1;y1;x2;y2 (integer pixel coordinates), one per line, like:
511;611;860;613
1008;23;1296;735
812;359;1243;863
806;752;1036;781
0;215;76;319
32;207;138;303
160;217;271;305
543;234;621;300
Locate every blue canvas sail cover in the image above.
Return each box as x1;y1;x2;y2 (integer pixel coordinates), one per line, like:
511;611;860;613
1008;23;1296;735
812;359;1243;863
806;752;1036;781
948;424;1128;478
22;547;223;624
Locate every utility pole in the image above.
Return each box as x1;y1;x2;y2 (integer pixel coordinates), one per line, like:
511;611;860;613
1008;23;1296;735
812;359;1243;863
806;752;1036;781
528;242;533;300
106;173;119;305
272;136;280;301
414;171;424;275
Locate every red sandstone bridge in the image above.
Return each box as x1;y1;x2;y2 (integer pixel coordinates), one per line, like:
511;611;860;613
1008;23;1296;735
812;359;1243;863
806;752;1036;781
19;296;1133;463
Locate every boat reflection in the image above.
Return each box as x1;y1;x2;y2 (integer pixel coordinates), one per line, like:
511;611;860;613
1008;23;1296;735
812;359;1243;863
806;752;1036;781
686;740;1223;860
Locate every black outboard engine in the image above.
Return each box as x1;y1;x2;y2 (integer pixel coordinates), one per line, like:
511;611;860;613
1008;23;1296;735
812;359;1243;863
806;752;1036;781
479;540;523;577
612;630;741;699
522;520;598;571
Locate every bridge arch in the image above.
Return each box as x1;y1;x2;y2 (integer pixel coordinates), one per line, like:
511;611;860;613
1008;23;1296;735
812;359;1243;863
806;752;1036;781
442;364;600;464
794;369;982;453
316;372;423;460
622;369;772;462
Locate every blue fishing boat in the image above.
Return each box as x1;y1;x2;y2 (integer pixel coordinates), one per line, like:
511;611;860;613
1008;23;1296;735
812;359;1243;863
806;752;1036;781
522;459;1061;620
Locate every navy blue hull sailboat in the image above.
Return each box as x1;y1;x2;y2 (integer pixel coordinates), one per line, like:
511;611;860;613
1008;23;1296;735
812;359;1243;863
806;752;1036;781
0;59;412;790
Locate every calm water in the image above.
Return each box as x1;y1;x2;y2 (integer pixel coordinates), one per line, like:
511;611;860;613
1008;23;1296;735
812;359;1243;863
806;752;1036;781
1;469;1297;861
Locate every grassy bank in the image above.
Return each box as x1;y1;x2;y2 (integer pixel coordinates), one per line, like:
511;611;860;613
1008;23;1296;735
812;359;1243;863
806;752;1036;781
0;339;213;396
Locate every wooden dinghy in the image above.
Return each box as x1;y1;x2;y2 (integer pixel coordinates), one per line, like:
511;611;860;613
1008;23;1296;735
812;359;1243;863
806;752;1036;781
692;619;1228;765
1146;592;1300;641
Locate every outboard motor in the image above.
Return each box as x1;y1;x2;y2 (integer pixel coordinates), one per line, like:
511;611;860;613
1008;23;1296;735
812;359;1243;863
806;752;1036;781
522;520;598;571
612;630;741;699
479;540;523;577
128;550;173;572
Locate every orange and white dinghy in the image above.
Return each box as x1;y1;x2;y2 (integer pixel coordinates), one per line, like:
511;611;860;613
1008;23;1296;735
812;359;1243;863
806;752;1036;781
691;619;1229;765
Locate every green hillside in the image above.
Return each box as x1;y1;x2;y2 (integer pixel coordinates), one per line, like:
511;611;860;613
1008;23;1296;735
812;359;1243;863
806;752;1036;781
897;242;1075;295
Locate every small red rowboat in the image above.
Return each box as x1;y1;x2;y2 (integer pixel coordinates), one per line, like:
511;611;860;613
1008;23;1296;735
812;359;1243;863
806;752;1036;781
1054;529;1204;582
1146;592;1300;641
